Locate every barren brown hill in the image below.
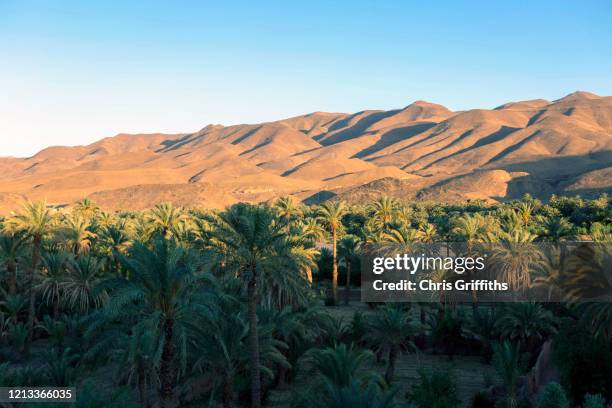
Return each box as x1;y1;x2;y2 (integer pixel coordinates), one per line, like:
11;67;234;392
0;91;610;212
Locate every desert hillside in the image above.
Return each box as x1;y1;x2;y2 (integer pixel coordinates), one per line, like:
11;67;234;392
1;91;611;212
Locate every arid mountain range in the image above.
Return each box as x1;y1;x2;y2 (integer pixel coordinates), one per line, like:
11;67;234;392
1;91;611;212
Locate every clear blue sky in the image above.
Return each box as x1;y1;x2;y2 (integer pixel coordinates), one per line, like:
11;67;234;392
1;0;611;157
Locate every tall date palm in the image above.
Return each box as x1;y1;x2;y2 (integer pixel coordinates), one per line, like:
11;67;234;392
11;200;54;354
0;231;26;295
206;203;300;408
318;201;346;305
107;237;216;407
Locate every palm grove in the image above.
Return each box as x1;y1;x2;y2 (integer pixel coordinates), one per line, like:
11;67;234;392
0;194;611;408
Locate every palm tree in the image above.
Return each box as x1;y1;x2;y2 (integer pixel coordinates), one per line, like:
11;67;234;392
498;302;557;354
369;197;398;234
541;216;574;243
57;213;96;255
11;200;54;353
95;211;117;228
97;223;131;276
192;303;290;408
492;341;525;408
469;307;500;363
38;251;69;318
308;343;379;388
488;230;543;291
0;231;26;295
275;196;303;223
383;226;421;252
0;292;27;323
194;307;249;408
395;203;413;228
318;201;347;305
339;235;360;305
146;202;186;238
114;328;157;407
258;306;309;385
294;343;392;408
515;202;535;227
206;203;302;408
108;237;216;407
453;213;498;249
365;306;418;384
417;223;438;243
63;256;108;314
299;217;326;243
73;198;99;220
564;241;612;340
286;219;323;286
132;214;156;243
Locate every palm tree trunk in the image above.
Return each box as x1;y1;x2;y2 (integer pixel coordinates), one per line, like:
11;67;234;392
332;227;338;305
277;365;287;386
343;259;351;305
160;317;177;408
25;235;41;355
385;345;398;384
247;269;262;408
53;296;59;320
420;303;426;324
138;364;148;407
222;374;234;408
471;290;478;316
7;260;17;295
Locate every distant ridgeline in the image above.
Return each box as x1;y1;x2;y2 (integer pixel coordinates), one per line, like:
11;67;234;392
0;91;610;212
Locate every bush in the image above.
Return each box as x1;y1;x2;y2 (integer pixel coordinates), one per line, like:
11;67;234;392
537;382;569;408
582;394;611;408
409;368;460;408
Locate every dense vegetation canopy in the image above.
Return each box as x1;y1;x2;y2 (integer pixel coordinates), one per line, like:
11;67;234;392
0;194;611;407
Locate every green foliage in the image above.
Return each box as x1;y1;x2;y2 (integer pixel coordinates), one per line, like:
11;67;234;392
429;306;466;359
44;347;79;386
7;321;28;354
349;310;368;343
316;314;349;346
293;343;393;408
308;343;379;387
498;302;557;354
365;305;418;383
409;368;460;408
552;319;612;404
70;379;138;408
38;314;68;349
0;362;47;387
492;341;527;408
0;195;611;407
470;307;500;363
1;293;27;321
537;382;569;408
581;394;612;408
